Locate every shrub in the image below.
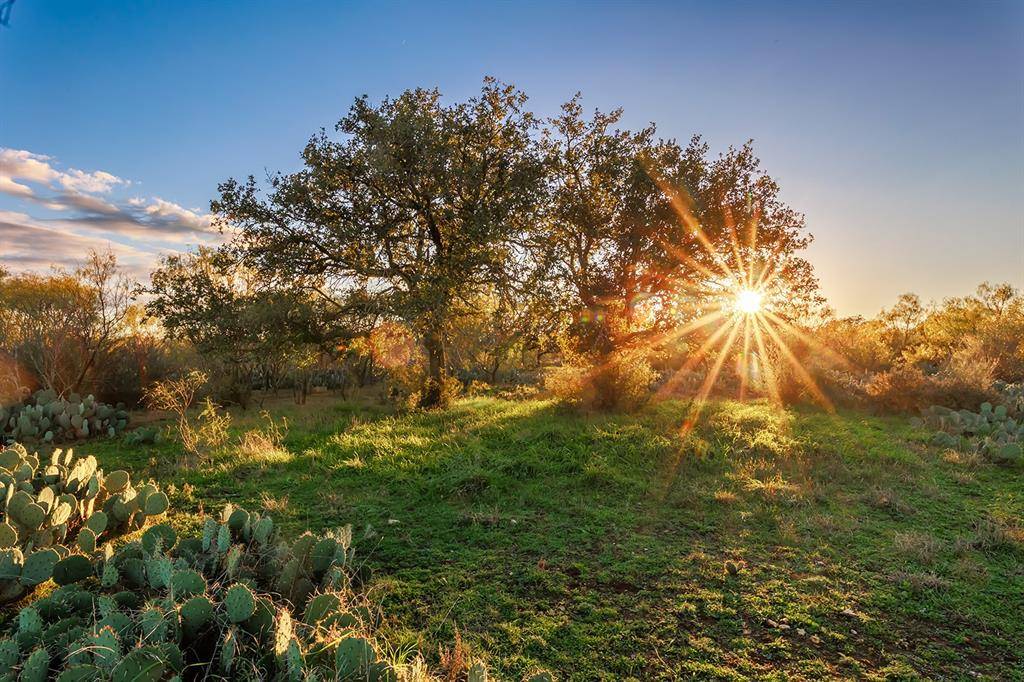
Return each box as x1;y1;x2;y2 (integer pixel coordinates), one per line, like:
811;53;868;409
865;365;997;414
144;372;231;461
495;383;541;401
545;349;656;411
237;411;289;459
464;379;492;397
179;398;232;460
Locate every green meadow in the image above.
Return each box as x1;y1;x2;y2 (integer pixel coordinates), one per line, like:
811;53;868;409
81;395;1024;680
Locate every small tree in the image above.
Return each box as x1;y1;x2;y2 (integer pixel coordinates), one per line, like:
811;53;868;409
880;293;926;360
147;248;342;408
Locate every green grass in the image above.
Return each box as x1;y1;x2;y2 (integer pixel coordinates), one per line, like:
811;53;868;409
82;395;1023;680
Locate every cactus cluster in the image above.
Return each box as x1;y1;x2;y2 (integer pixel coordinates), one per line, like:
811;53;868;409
0;502;400;681
993;380;1024;417
919;401;1024;464
0;444;167;604
0;390;129;444
123;426;160;446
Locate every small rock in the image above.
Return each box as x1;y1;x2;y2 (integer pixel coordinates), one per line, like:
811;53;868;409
841;608;857;618
810;635;821;644
386;518;400;525
766;619;779;628
778;624;790;631
796;628;806;636
851;628;858;635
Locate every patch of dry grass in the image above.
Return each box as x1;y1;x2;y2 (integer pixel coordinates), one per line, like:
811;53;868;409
893;530;941;565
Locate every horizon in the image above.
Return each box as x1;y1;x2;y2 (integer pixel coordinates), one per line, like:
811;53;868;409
1;0;1021;317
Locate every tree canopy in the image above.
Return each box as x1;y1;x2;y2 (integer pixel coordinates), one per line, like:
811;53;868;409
211;80;821;407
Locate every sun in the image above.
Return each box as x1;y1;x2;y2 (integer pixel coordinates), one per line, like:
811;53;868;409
735;288;763;314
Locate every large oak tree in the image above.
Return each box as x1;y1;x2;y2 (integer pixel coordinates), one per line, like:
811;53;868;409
213;79;545;406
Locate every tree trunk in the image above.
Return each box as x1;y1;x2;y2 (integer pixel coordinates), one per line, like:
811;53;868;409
419;327;448;408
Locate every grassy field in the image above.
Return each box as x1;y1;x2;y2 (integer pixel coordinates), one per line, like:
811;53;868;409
81;394;1023;680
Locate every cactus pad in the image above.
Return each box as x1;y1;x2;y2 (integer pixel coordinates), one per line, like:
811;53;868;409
169;569;206;600
109;645;165;682
143;492;169;516
180;596;214;639
225;583;256;623
53;555;92;586
335;636;375;679
20;548;59;586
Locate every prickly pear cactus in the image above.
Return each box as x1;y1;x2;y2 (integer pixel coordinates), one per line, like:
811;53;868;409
0;445;168;604
922;397;1024;465
0;497;536;682
1;389;130;445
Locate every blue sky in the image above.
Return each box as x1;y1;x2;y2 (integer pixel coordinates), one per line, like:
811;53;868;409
1;0;1021;316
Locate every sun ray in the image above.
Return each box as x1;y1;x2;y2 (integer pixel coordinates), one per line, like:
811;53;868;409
738;314;752;401
646;170;737;282
679;317;743;437
750;315;782;405
745;203;761;287
659;237;733;288
757;313;834;411
573;307;730;393
759;308;857;372
655;315;737;398
722;204;747;289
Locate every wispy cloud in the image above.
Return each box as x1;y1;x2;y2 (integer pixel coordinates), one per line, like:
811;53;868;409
0;210;157;278
0;147;222;279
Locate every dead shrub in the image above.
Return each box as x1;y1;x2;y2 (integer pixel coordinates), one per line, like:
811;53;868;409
957;513;1022;553
145;370;230;462
893;530;941;564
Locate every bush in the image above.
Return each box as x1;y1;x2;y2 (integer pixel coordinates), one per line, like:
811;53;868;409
546;349;656;411
236;411;288;459
495;383;541;402
865;365;997;414
144;371;231;462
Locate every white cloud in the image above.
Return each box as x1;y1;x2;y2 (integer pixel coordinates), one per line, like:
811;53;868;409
0;148;126;197
58;168;125;194
142;197;214;233
0;175;34;198
0;149;59;186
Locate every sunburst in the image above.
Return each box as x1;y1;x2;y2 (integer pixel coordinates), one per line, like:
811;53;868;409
640;168;834;450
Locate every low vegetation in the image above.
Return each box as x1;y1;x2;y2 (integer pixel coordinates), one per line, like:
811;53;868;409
38;394;1018;679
